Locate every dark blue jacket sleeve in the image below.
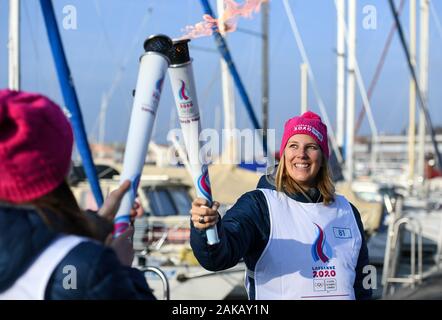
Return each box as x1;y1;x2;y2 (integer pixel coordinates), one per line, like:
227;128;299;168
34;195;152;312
350;203;373;300
45;242;156;300
190;190;269;272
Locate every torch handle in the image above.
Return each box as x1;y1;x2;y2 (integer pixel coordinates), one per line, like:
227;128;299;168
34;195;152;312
202;206;219;245
193;170;219;245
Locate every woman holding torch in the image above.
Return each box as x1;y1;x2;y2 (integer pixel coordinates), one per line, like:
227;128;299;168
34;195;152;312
190;111;372;300
0;90;155;300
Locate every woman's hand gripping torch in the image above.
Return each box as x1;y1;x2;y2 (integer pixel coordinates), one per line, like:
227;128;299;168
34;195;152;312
113;35;173;237
168;39;220;245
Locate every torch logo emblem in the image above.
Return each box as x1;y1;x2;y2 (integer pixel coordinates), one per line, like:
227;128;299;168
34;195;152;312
311;223;333;263
179;80;190;101
197;165;212;200
176;79;197;121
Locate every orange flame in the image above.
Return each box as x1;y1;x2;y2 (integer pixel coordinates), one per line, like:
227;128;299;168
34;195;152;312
181;0;268;39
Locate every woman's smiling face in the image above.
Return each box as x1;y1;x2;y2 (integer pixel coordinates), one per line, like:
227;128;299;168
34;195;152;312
284;134;323;188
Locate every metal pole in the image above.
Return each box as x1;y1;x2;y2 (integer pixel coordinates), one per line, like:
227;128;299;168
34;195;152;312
334;0;379;174
346;0;357;181
300;63;308;114
217;0;237;164
262;1;269;155
142;266;170;300
388;0;442;170
411;227;416;288
39;0;104;207
8;0;20;90
408;0;417;187
336;0;346;150
199;0;267;156
418;0;429;183
98;94;107;146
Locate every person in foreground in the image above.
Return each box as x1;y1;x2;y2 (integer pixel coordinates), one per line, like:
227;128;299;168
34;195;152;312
190;111;372;300
0;89;155;300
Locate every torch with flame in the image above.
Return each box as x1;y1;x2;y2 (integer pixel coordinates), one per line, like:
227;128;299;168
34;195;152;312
168;39;220;245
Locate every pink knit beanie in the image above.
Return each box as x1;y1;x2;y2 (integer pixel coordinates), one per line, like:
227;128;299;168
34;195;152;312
279;111;329;159
0;89;74;203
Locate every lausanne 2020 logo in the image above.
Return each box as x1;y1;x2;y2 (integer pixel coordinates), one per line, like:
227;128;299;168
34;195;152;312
311;223;333;263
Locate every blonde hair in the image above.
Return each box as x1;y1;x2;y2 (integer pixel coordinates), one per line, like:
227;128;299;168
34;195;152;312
275;152;335;205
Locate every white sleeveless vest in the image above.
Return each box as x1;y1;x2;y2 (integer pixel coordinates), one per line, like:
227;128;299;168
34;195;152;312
246;189;362;300
0;235;86;300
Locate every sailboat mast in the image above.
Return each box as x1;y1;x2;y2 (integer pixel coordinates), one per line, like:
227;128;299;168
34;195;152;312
345;0;357;181
300;63;308;114
408;0;417;186
217;0;237;164
262;1;269;153
98;94;108;146
336;0;346;150
417;0;430;184
8;0;20;90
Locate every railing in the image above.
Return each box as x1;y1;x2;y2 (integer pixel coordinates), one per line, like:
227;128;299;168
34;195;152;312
382;197;423;298
140;266;170;300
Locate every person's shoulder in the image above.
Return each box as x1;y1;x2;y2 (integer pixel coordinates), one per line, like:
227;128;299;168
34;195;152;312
49;240;106;276
225;189;269;222
0;203;37;215
243;188;266;197
341;197;359;215
333;196;365;231
47;240;154;299
256;174;276;190
334;194;356;208
46;240;119;298
62;240;117;269
237;189;268;205
332;195;362;218
0;204;57;293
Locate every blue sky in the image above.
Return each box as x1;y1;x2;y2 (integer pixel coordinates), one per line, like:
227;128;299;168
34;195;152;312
1;0;442;149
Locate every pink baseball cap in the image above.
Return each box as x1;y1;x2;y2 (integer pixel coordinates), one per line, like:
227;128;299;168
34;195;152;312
0;89;74;203
279;111;329;159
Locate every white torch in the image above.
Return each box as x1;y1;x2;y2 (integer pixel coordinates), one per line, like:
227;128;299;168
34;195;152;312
114;35;173;237
168;39;220;245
